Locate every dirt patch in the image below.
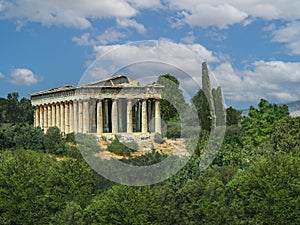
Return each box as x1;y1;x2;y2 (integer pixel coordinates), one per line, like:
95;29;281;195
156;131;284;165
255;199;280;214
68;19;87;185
95;138;189;160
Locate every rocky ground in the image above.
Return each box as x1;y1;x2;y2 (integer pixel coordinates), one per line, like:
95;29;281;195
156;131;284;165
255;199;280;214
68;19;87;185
95;138;190;160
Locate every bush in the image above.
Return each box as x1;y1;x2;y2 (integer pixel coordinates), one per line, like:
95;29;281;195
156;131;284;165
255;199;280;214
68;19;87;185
65;132;76;143
121;150;168;166
107;137;138;156
44;126;66;155
166;119;181;139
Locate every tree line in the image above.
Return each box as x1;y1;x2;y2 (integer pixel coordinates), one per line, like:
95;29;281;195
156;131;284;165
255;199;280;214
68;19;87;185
0;76;299;224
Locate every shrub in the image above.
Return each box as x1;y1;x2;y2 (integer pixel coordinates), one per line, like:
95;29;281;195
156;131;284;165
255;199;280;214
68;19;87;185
107;138;138;156
65;132;76;143
44;126;66;155
121;150;168;166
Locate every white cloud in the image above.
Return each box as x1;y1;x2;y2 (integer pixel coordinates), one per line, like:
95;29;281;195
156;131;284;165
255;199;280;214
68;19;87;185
72;33;95;46
271;21;300;55
117;18;146;33
166;0;300;29
181;31;195;44
213;61;300;103
180;3;248;29
128;0;162;9
96;29;126;45
0;72;4;78
1;0;137;29
10;68;39;86
79;40;220;99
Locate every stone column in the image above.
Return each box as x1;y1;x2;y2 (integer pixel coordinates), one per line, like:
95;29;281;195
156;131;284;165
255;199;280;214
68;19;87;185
83;100;89;133
127;99;133;133
43;105;48;130
97;100;103;134
60;102;65;133
78;100;83;133
56;103;60;128
34;108;39;127
47;105;52;128
69;101;74;133
51;104;56;128
142;99;148;133
39;106;43;129
155;100;161;134
65;102;69;134
111;99;118;133
73;100;78;133
103;99;109;132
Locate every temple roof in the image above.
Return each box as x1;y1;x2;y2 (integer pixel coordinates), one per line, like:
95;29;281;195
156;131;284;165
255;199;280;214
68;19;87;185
83;75;140;87
30;75;162;97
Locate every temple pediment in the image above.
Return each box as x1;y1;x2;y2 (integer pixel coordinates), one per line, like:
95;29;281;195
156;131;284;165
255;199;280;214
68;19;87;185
83;75;140;87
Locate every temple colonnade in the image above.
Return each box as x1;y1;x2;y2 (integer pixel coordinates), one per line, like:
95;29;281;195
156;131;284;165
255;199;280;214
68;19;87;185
34;98;161;135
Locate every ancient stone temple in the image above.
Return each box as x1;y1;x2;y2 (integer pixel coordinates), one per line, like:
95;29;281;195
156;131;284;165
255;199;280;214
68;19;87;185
30;75;163;136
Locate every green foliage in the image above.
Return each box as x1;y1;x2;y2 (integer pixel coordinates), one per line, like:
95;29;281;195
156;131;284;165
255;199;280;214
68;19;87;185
107;137;138;156
213;125;246;167
0;92;299;224
273;116;300;153
191;89;211;131
121;150;168;166
226;106;242;125
83;185;161;224
242;99;290;146
157;74;187;122
0;150;96;225
0;123;44;150
65;132;76;143
44;126;66;155
52;201;85;225
0;92;34;124
166;117;181;138
224;153;300;224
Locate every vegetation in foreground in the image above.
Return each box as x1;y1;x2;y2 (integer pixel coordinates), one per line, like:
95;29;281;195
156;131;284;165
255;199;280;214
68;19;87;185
0;78;299;224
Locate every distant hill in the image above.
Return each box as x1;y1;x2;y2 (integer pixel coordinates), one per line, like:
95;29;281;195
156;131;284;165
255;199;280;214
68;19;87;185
241;100;300;117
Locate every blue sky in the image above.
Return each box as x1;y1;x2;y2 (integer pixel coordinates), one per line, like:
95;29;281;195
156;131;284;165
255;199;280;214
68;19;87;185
0;0;300;109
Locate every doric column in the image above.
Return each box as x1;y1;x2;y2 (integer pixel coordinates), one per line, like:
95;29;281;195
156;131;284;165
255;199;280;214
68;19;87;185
73;100;78;133
69;101;74;133
51;104;56;128
78;100;83;133
65;102;69;134
155;100;161;134
83;100;89;133
111;99;118;133
127;99;133;133
34;108;39;127
103;99;109;132
55;103;60;128
47;104;52;128
97;100;103;134
60;102;65;133
43;105;48;130
142;99;148;133
39;106;43;129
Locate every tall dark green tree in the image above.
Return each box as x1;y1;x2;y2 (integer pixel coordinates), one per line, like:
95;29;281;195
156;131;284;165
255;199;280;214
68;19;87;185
191;89;211;131
226;106;242;126
44;126;66;155
157;74;187;122
0;92;34;124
